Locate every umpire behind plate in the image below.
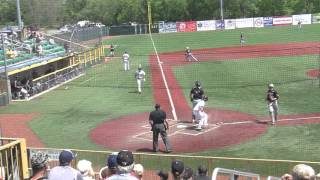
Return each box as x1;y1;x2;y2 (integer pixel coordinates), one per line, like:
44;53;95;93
149;104;172;153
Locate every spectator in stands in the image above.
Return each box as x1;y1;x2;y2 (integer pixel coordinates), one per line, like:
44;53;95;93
193;165;210;180
64;43;70;53
99;153;118;179
281;164;315;180
36;44;43;57
133;164;144;180
181;167;193;180
157;170;169;180
6;48;17;59
48;150;83;180
106;150;138;180
30;151;49;180
77;160;95;180
171;160;185;180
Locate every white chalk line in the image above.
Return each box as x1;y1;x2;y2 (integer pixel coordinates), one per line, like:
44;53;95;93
133;116;320;142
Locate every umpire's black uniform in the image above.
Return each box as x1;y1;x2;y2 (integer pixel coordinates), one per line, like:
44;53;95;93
149;104;172;153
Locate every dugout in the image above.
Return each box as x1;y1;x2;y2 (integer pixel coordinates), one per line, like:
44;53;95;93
4;46;104;101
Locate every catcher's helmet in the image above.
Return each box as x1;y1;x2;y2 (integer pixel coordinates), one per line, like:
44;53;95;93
195;80;201;87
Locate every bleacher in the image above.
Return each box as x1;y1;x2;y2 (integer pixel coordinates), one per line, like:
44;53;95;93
0;37;65;68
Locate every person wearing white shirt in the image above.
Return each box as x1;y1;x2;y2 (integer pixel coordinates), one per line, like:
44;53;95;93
122;52;130;71
135;65;146;94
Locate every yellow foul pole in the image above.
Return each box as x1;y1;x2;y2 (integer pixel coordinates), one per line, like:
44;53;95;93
147;0;152;33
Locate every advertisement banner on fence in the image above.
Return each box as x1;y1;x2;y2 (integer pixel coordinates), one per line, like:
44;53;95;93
224;19;236;29
235;18;254;28
176;21;197;32
312;13;320;24
215;20;225;30
159;22;177;33
273;16;292;26
292;14;312;25
263;17;273;26
196;20;216;31
253;17;264;27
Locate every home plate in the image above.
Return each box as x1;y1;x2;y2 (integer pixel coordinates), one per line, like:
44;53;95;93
177;124;187;129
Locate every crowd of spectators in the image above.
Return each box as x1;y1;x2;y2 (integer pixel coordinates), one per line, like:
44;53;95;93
28;149;320;180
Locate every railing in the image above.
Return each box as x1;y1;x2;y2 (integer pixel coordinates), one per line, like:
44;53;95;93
212;167;260;180
0;138;29;180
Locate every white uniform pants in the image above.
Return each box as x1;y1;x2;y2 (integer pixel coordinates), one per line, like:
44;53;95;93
197;111;208;129
192;99;202;118
124;60;130;71
268;101;279;123
137;79;143;93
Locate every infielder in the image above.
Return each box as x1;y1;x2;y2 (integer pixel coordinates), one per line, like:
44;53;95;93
185;47;198;62
135;65;146;94
110;44;115;57
193;96;209;130
190;81;204;123
266;83;279;125
240;33;245;46
122;51;130;71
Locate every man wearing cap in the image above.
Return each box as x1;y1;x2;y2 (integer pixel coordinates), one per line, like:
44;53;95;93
30;151;49;180
122;51;130;71
190;81;205;123
135;64;146;94
157;170;169;180
106;150;138;180
149;104;172;153
193;165;210;180
266;83;280;125
48;150;83;180
99;152;118;179
171;160;185;180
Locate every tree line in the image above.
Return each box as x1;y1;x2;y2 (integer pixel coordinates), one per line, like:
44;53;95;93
0;0;319;28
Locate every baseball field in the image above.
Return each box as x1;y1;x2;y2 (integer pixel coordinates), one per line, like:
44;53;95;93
1;24;320;164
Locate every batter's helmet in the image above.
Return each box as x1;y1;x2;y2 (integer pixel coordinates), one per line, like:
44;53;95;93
195;81;201;87
269;83;274;88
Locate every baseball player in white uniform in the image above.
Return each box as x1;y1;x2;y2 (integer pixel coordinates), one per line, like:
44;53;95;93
193;96;208;130
122;51;130;71
266;83;280;125
135;65;146;94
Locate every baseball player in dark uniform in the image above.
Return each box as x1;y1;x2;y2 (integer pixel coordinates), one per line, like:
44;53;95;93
190;81;205;123
149;104;172;153
266;83;279;125
240;33;245;46
109;44;115;57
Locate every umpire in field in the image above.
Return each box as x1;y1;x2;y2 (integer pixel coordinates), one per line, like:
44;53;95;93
149;104;172;153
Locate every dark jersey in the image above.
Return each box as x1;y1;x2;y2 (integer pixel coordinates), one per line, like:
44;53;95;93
110;45;114;51
190;87;204;100
266;90;279;102
149;109;166;124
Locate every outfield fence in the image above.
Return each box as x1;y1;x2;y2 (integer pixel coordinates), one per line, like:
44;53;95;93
28;148;320;178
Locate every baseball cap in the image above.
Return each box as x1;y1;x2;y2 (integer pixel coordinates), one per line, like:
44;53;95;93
182;167;193;179
107;153;118;169
116;150;134;167
30;151;49;169
269;83;274;88
59;150;75;166
157;170;169;179
155;104;160;109
171;160;184;176
198;165;208;175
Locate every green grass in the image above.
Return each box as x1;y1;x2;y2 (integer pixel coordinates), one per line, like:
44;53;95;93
0;24;320;161
173;55;320;115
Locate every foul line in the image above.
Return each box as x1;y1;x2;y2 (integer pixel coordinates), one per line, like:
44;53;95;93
149;33;178;121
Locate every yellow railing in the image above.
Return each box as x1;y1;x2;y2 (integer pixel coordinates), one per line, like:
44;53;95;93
0;138;29;180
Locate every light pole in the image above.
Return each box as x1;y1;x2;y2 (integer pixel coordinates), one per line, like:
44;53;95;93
1;34;11;104
220;0;224;20
16;0;23;31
